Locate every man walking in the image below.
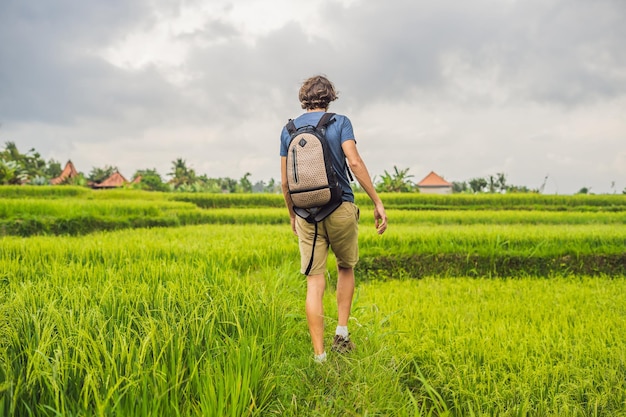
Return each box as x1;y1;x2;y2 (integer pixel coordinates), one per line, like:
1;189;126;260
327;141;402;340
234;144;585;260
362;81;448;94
280;75;388;363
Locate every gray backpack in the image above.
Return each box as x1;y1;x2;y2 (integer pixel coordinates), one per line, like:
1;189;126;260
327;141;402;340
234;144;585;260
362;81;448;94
285;113;344;224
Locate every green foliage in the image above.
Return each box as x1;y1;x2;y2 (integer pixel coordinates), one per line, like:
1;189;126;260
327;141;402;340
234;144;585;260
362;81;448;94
45;158;62;178
1;142;618;199
1;222;625;415
363;277;626;416
0;142;53;184
0;159;20;185
0;230;290;416
354;192;626;211
88;165;118;183
468;176;488;193
0;185;90;198
1;189;626;415
238;172;252;193
451;181;468;193
0;198;215;236
165;159;258;193
170;192;285;208
133;168;169;192
1;192;625;280
59;172;88;186
458;173;534;194
375;166;415;192
3;186;626;209
252;178;281;193
168;157;197;189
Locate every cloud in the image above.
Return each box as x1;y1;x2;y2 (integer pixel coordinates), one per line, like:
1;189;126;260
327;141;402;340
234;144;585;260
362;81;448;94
0;0;188;126
0;0;624;194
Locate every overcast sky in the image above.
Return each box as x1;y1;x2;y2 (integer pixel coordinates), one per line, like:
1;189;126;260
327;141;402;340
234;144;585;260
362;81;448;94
1;0;625;194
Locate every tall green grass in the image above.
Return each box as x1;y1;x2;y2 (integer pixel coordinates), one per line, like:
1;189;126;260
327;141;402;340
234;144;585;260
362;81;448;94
357;224;626;277
3;199;625;275
360;224;626;256
357;277;626;416
355;193;626;211
1;190;625;415
0;227;297;416
3;186;626;211
3;199;625;238
0;199;214;236
0;198;196;217
1;225;625;416
0;185;90;199
2;188;625;239
161;208;626;226
172;191;626;211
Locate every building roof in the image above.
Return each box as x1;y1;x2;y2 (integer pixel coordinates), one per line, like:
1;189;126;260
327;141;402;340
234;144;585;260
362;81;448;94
92;171;128;188
417;171;452;187
50;160;79;185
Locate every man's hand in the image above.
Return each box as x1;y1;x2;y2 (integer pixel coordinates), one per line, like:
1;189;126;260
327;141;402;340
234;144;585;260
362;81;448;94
290;216;298;236
374;203;387;235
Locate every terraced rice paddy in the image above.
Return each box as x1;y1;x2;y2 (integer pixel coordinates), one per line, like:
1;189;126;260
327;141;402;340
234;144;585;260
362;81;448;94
1;186;625;416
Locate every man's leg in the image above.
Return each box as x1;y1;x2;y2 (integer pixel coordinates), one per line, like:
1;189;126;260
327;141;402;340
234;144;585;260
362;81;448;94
336;266;355;326
324;203;359;328
306;273;326;355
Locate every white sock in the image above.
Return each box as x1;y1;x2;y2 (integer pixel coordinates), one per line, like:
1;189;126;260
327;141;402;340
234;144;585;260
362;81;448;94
335;325;349;338
314;352;327;363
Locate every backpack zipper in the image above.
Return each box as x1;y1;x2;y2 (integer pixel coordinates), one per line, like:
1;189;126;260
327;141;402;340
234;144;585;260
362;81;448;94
292;147;298;183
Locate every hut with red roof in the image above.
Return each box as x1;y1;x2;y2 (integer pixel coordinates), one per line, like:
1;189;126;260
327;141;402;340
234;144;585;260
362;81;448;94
91;171;129;189
417;171;452;195
50;160;79;185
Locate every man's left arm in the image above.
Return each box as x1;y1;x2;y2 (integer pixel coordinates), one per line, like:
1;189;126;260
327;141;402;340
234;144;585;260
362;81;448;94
280;156;298;235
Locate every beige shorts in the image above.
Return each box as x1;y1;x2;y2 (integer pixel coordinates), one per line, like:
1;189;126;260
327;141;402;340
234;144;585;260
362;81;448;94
295;202;360;275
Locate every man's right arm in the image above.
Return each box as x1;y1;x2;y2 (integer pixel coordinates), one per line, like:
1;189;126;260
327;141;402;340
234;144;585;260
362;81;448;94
342;140;387;235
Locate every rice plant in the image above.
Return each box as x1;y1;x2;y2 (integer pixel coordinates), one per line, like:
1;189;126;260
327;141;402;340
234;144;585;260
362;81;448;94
1;190;625;416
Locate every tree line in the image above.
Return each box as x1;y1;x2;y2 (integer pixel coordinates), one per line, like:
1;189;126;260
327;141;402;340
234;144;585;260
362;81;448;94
1;142;622;194
374;166;537;194
0;142;279;193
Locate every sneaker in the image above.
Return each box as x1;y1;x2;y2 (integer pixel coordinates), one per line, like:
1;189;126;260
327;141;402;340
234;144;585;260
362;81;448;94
314;352;327;364
331;334;355;353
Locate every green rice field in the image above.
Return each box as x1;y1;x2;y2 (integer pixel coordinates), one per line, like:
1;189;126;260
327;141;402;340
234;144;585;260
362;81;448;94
1;186;625;416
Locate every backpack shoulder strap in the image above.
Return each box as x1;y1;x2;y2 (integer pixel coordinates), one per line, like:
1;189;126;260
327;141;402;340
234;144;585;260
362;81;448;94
285;119;297;135
316;112;336;129
286;113;335;136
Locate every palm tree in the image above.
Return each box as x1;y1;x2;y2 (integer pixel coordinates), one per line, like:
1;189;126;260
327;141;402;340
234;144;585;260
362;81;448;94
496;172;507;193
452;181;468;193
238;172;252;193
375;166;415;192
3;142;21;161
168;158;196;189
487;175;497;193
469;177;487;193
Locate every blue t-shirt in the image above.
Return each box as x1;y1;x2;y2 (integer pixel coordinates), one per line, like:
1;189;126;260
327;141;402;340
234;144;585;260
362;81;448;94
280;112;355;203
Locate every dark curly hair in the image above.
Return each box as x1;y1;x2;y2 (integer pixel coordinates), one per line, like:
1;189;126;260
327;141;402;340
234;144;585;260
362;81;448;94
299;75;338;110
